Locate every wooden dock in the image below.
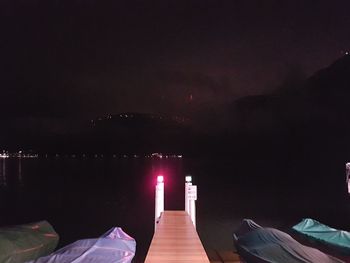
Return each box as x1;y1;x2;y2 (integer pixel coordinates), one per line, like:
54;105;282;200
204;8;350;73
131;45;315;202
145;210;210;263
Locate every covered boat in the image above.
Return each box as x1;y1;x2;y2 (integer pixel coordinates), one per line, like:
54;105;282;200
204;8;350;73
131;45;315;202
234;219;344;263
29;227;136;263
292;218;350;254
0;221;59;263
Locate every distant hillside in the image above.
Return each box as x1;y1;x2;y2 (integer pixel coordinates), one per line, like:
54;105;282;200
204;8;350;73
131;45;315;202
86;113;192;154
231;54;350;135
91;113;189;132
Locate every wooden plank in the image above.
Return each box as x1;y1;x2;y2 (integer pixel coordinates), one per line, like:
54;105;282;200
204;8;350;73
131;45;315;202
206;249;242;263
145;211;210;263
216;250;241;263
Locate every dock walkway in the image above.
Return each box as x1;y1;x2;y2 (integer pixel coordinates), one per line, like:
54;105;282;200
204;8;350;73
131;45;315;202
145;210;210;263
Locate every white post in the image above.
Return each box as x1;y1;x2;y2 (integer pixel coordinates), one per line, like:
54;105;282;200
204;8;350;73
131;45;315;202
185;176;192;215
346;163;350;195
185;176;197;228
189;192;196;228
155;175;164;230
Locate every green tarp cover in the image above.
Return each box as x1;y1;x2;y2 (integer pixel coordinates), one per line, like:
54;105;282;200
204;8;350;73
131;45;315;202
234;219;344;263
293;218;350;252
0;221;59;263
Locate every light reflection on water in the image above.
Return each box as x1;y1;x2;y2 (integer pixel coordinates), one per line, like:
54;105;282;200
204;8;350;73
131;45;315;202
18;158;22;186
0;158;7;187
0;158;24;187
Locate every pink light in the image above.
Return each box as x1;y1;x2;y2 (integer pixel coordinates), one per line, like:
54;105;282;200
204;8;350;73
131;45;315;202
157;175;164;183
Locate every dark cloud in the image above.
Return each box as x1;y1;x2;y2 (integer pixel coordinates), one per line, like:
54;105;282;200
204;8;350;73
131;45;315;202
1;0;350;119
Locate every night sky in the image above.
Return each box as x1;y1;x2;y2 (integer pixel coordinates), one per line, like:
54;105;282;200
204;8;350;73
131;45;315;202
1;0;350;119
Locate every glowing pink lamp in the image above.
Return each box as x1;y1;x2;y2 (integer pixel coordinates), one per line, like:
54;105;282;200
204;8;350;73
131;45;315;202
157;175;164;183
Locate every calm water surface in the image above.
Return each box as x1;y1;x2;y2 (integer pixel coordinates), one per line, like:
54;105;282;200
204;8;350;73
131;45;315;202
0;156;349;262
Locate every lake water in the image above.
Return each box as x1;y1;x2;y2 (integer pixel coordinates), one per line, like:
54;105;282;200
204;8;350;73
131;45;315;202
0;156;349;262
